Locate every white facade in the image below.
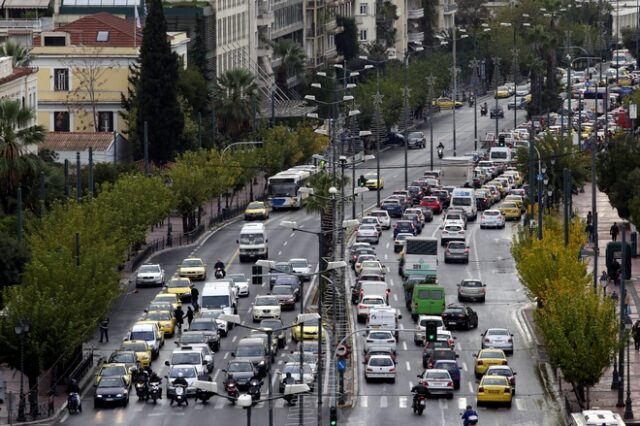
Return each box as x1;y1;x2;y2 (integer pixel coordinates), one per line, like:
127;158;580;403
355;0;376;46
216;0;257;77
394;0;407;61
0;56;38;152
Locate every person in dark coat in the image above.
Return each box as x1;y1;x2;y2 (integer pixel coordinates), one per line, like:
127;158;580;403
99;318;109;343
186;306;194;328
191;286;199;311
633;320;640;351
610;222;620;242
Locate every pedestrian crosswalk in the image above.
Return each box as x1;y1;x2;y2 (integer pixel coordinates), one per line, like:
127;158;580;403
354;395;537;412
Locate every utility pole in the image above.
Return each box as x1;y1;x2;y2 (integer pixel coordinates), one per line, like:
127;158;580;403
76;151;82;202
563;168;570;246
426;75;436;171
452;26;458;156
469;58;481;151
493;56;501;138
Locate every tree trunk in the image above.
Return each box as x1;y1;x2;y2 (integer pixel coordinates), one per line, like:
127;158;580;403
182;213;188;233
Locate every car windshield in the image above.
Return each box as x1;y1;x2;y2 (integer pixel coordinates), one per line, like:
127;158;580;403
275;276;299;285
167;279;190;288
283;364;311;374
172;353;201;365
247;202;264;209
190;321;216;331
368;332;392;340
481;350;505;359
236;346;264;357
364;173;378;179
123;342;147;352
484;211;499;216
360;225;375;231
272;286;293;295
228;274;246;283
487;368;511;377
148;303;171;311
446;307;464;314
426;371;450;380
274;263;292;273
169;367;196;379
255;297;278;306
110;353;135;364
369;357;393;367
101;366;125;376
445;226;462;232
451;197;472;206
179;333;206;344
463;281;482;287
98;377;124;388
483;377;508;386
147;312;170;321
396;234;409;241
228;362;253;373
202;295;230;309
290;260;308;268
139;265;160;273
240;233;265;244
448;242;465;249
181;259;203;267
130;331;154;341
435;361;457;371
487;329;509;336
260;320;283;331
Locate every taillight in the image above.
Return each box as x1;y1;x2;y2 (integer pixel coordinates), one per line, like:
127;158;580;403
445;249;450;255
366;368;373;372
508;338;513;343
502;360;508;365
458;314;465;318
447;381;453;387
504;387;511;393
387;339;395;343
477;360;483;365
478;386;484;392
389;368;396;372
464;248;469;254
359;305;366;309
484;338;490;343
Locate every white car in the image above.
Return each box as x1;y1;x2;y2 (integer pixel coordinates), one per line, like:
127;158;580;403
278;362;315;392
252;295;281;322
481;328;514;355
354;255;377;275
357;260;384;276
369;210;391;229
288;352;318;377
135;263;165;287
419;369;454;398
440;224;465;246
364;354;396;383
227;273;250;297
199;310;229;335
166;365;198;397
480;209;506;229
357;295;388;323
364;330;397;354
356;224;380;244
414;315;445;345
361;216;382;233
289;258;311;281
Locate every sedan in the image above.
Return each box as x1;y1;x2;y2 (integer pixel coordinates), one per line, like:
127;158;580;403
458;279;486;302
227;273;250;297
394;232;412;253
369;210;391;229
433;360;461;389
499;202;521;221
271;285;297;310
473;349;508;379
357;260;384;277
420;196;443;214
407;131;426;148
418;369;454;398
495;86;511;98
444;241;469;264
365;354;396;383
477;375;513;407
279;362;315;392
440;224;465;246
244;201;269;220
364;330;397;354
178;257;206;281
107;351;139;373
356;224;380;244
164;277;192;302
481;328;514;355
393;220;416;238
289;258;311;281
485;365;517;394
433;97;463;109
142;310;176;337
442;304;479;330
252;296;281;322
354;254;377;275
490;105;505;118
380;199;403;218
135;263;165;287
292;315;325;342
364;172;384;190
361;216;383;233
223;360;258;390
94;376;129;407
480;209;506;229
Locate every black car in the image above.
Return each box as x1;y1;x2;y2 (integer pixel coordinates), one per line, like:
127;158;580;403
431;189;450;209
387;131;405;145
259;319;287;348
188;319;221;351
407;186;424;204
442;304;479;330
393;220;417;238
94;376;129;407
424;347;459;369
420;207;434;222
490;105;505;118
223;360;258;391
272;275;301;300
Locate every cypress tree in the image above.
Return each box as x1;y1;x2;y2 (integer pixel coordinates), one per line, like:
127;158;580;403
136;0;184;164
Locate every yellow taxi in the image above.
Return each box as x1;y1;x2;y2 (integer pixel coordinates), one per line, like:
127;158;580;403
142;310;176;337
120;340;152;368
474;349;508;379
489;180;507;196
433;97;463;109
504;171;523;186
499;202;521;221
291;314;327;342
476;375;513;407
504;195;524;211
178;257;207;281
244;201;270;221
152;293;181;311
364;172;384;190
619;74;633;86
495;86;511;98
94;363;132;387
164;277;192;302
580;124;593;139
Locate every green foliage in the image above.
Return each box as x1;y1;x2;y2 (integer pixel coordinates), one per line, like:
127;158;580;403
260;126;328;176
120;63;140;156
0;41;32;67
335;16;359;60
376;2;398;48
271;40;306;90
136;0;185;163
188;17;209;79
0;230;30;293
167;150;210;232
422;0;437;46
213;68;259;141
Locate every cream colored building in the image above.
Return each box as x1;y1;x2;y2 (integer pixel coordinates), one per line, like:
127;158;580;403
0;56;39;152
30;12;189;134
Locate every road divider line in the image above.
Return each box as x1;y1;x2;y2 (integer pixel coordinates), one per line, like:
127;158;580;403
468;381;474;394
458;397;467;410
406;361;411;371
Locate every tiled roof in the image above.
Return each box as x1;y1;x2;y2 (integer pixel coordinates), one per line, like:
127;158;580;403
40;132;115;152
0;68;35;86
50;12;142;47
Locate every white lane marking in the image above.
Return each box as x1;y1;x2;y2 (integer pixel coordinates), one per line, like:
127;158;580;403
516;398;526;410
393;294;398;302
380;396;388;408
224;352;229;360
290;233;295;238
232;336;238;343
271;372;279;390
458;397;467;410
457;342;462;351
278;250;282;256
360;396;368;407
462;362;468;372
60;413;69;423
470;226;483;281
275;398;285;408
386;242;390;249
283;241;288;246
402;341;408;351
468;382;474;394
384;254;388;260
399;396;408;408
409;381;414;389
214;397;227;409
438;399;448;409
390;279;395;287
399;323;404;330
212;370;220;382
406;361;411;371
148;413;165;417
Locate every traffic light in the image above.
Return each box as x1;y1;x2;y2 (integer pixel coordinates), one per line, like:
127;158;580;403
319;159;327;170
498;134;506;147
329;406;337;425
426;320;438;342
252;265;263;285
358;175;367;187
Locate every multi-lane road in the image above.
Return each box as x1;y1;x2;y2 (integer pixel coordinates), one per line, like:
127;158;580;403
60;98;563;426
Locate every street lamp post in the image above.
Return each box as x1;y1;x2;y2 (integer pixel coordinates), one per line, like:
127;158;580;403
425;74;436;170
14;320;30;423
492;56;501;138
403;47;424;186
469;58;481;151
625;314;634;419
617;226;628;408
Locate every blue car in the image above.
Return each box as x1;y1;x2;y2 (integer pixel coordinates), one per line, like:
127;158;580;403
380;199;403;218
433;359;461;390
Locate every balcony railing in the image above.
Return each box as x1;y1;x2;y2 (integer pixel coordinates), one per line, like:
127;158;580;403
408;7;424;19
407;31;424;43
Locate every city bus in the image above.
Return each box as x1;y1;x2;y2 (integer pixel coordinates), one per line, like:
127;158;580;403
267;168;314;209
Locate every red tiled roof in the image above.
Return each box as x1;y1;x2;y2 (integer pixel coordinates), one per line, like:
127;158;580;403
0;67;35;86
40;132;115;152
38;12;142;48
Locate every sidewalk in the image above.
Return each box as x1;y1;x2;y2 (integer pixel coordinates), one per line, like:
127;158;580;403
529;183;640;423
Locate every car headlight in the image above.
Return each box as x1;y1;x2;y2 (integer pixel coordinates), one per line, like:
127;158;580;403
116;394;123;397
96;394;103;398
258;360;265;366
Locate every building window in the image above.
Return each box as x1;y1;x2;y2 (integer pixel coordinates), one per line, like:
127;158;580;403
54;68;69;91
54;111;70;132
359;30;367;41
97;112;114;132
360;3;368;14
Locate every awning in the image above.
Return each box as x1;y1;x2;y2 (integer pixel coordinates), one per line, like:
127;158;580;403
3;0;50;8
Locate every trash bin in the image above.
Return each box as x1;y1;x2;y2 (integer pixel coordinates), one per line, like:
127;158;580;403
631;231;638;257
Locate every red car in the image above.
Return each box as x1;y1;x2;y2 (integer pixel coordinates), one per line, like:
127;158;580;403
420;196;442;214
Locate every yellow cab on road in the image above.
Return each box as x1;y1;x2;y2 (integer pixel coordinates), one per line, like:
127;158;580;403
476;375;513;407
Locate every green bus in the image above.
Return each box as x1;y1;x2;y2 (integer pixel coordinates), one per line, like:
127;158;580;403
411;283;446;320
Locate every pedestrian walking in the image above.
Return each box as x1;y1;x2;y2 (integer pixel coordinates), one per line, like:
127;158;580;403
99;318;109;343
585;223;594;244
611;258;621;285
174;306;185;334
186;306;194;328
610;222;620;242
586;211;592;225
633;320;640;351
625;293;632;316
191;286;199;311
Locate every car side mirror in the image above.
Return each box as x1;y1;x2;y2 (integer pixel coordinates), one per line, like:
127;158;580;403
513;372;517;375
203;360;208;365
236;240;239;244
231;352;236;357
417;374;422;379
510;333;514;336
165;361;170;366
473;353;477;357
455;354;459;358
398;314;402;319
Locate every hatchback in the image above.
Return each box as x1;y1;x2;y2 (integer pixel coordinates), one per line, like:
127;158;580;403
418;369;454;398
394;232;412;253
481;328;514;355
364;330;397;354
369;210;391;229
356;224;380;244
361;216;382;233
393;220;416;238
420;196;442;214
441;224;465;246
458;279;486;302
480;209;506;229
444;241;469;264
364;354;396;383
433;359;461;389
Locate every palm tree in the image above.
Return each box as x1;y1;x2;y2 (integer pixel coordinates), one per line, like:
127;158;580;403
271;39;306;90
0;99;46;212
213;68;259;141
0;41;32;67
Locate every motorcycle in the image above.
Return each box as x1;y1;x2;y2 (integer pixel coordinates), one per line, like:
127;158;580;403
283;378;297;406
468;96;475;107
67;392;82;414
171;384;188;407
437;146;444;159
148;381;162;404
412;393;427;415
225;378;240;405
467;414;479;425
135;379;148;400
480;105;488;117
248;378;263;404
215;267;225;279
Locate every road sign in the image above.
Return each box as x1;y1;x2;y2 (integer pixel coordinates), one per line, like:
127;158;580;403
537;173;544;182
336;359;347;373
630;103;637;120
335;344;348;358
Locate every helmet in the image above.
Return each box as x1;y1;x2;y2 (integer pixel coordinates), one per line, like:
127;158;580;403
178;373;184;378
466;405;472;410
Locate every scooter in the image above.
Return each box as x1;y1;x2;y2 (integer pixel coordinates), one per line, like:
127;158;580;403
148;380;162;404
171;384;188;407
67;393;82;414
195;387;214;403
283;378;297;406
437;146;444;159
225;378;240;405
248;378;263;404
480;105;488;117
468;96;475;107
215;267;225;279
135;379;148;400
467;414;479;425
412;393;427;415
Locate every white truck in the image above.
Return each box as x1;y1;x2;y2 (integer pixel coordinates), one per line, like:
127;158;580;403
238;223;268;262
440;156;475;187
201;281;238;316
569;410;625;426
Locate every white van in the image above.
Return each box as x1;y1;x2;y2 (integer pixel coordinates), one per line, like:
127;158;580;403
569;410;625;426
238;223;268;262
126;322;163;359
201;281;238;316
367;306;401;339
449;188;477;221
489;147;512;164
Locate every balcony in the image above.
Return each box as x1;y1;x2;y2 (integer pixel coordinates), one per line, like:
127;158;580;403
408;31;424;43
443;3;458;14
326;20;343;35
257;41;272;57
257;7;274;26
408;7;424;19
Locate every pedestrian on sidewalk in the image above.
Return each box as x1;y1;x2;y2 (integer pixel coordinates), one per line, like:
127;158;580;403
611;258;621;285
585;222;594;244
587;211;593;225
191;286;199;311
99;318;109;343
186;306;194;328
633;320;640;351
610;222;620;242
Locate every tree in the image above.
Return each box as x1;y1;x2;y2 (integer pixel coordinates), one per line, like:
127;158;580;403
335;16;359;60
376;3;398;49
167;150;210;232
188;17;209;80
455;0;489;30
271;39;306;90
120;63;141;156
213;69;259;141
0;230;30;296
0;41;31;67
136;0;184;163
0;99;46;213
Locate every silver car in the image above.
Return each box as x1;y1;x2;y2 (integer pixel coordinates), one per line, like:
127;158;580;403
458;279;486;302
418;369;454;398
227;273;250;297
444;241;469;264
364;330;396;354
407;131;426;149
356;224;380;244
481;328;514;355
135;264;165;287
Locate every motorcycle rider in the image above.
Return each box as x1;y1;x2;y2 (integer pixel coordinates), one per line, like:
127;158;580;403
66;379;82;412
437;142;445;159
149;371;162;399
170;374;189;406
283;372;297;405
214;258;226;278
461;405;479;425
410;381;429;409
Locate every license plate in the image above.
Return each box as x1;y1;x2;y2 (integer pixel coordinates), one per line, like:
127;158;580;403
488;390;500;394
448;321;457;325
104;398;114;401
